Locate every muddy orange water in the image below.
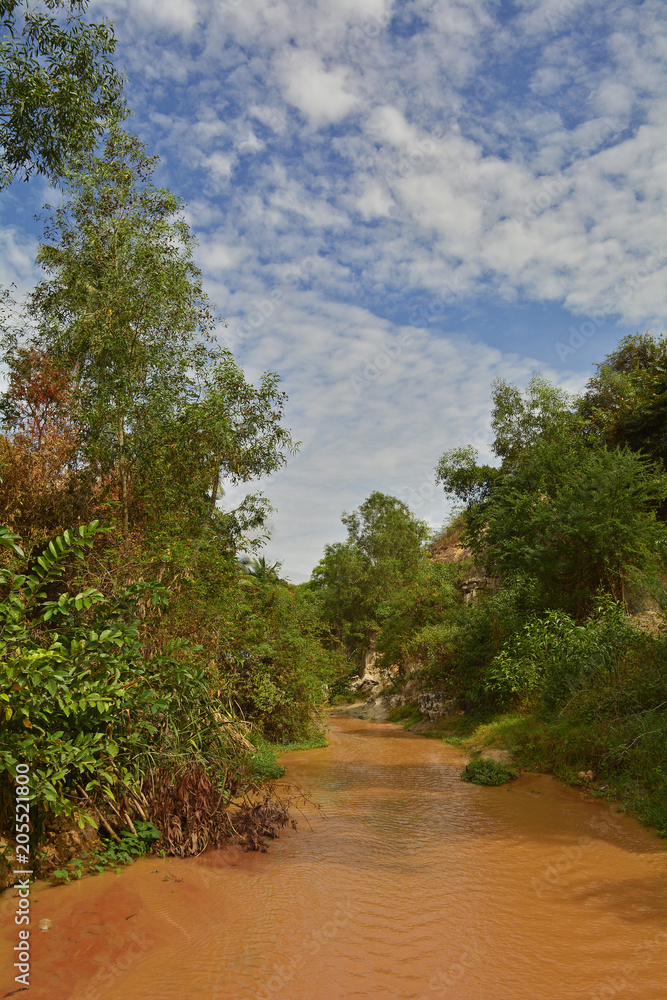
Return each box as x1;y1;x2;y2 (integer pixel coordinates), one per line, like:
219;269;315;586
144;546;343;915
2;715;666;1000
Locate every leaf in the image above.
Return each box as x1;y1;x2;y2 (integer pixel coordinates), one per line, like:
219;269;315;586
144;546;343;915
0;527;25;558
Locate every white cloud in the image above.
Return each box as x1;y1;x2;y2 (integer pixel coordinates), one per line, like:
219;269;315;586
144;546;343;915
6;0;666;578
275;49;359;127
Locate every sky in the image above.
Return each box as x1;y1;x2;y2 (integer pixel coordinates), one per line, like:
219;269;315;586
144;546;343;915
1;0;666;581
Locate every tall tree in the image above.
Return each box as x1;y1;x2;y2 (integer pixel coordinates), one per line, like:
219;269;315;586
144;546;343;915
0;0;123;186
24;127;296;544
579;332;667;468
436;369;667;616
311;493;430;659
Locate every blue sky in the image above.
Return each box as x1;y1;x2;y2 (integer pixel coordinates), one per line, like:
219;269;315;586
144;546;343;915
2;0;665;580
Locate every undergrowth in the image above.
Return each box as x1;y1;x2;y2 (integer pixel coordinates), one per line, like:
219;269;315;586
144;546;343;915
52;821;161;882
249;734;329;781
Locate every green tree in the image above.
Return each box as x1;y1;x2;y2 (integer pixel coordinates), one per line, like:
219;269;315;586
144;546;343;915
476;438;667;613
579;332;667;469
0;0;123;186
490;374;575;467
436;372;667;616
23;127;296;544
311;492;430;660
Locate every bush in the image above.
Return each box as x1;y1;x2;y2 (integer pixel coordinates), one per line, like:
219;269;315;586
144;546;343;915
460;758;517;786
0;523;298;858
487;596;654;714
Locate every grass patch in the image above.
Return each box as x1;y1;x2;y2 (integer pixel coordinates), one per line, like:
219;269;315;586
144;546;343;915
249;733;329;780
387;703;422;727
52;822;162;882
460;758;517;786
330;692;361;706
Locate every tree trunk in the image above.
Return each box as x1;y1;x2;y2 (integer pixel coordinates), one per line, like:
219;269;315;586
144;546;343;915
118;414;129;544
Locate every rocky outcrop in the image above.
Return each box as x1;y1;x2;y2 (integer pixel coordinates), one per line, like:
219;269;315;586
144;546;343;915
337;696;393;721
430;528;499;605
349;647;400;696
349;650;383;695
417;691;458;721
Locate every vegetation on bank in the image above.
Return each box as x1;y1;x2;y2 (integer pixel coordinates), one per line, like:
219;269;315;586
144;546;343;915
0;91;340;882
310;333;667;836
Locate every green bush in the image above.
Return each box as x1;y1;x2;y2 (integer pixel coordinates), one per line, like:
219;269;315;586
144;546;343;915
0;523;263;845
487;596;652;714
460;758;517;786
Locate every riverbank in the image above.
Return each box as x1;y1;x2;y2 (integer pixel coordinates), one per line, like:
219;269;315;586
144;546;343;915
333;698;667;839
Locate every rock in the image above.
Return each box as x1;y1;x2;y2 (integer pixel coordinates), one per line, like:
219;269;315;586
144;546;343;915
336;695;392;721
417;691;458;721
349;648;386;694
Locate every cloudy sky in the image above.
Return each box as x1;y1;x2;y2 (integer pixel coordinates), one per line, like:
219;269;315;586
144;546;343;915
2;0;666;580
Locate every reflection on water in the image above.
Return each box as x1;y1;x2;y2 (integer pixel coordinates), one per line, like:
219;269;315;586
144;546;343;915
1;714;666;999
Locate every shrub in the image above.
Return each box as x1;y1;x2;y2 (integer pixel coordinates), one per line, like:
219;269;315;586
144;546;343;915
460;758;517;786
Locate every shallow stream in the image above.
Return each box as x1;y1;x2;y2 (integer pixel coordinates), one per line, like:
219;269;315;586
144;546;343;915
1;714;666;999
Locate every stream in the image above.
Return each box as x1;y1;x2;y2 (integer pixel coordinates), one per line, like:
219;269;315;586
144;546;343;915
1;714;666;999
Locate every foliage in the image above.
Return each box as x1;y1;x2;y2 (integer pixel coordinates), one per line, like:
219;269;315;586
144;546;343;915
310;492;430;663
435;444;498;506
52;821;161;881
460;757;517;786
166;544;339;743
436;369;667;617
475;440;667;614
0;522;316;858
579;332;667;469
5;128;296;546
375;560;457;669
451;709;667;837
485;597;648;712
387;702;422;727
0;343;102;547
0;0;124;186
489;374;576;467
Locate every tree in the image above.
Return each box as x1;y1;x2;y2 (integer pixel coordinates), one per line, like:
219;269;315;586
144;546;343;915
22;127;296;544
579;332;667;469
489;373;576;467
435;444;498;506
0;0;123;186
436;371;667;616
311;493;430;660
476;437;667;613
0;343;98;545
